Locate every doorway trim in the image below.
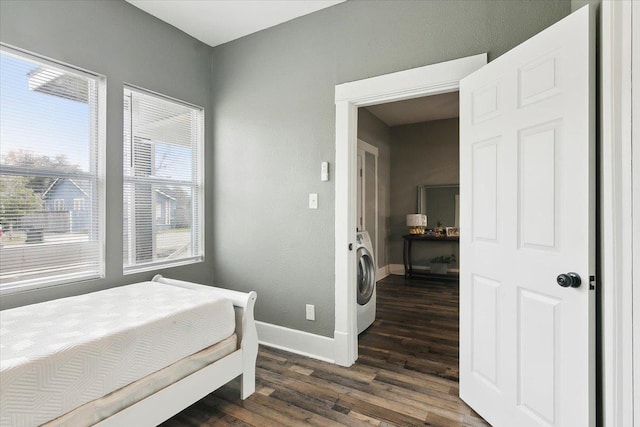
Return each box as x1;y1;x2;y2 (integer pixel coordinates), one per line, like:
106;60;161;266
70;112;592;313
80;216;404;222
357;138;379;277
333;53;487;366
601;1;636;425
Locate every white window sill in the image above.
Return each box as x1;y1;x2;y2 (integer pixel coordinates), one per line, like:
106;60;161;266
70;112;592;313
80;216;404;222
123;256;204;276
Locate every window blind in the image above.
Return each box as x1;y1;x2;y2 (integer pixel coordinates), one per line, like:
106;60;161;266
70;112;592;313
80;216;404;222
0;46;104;291
123;87;203;273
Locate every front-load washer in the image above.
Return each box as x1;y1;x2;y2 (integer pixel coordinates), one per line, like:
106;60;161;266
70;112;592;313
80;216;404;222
356;231;376;334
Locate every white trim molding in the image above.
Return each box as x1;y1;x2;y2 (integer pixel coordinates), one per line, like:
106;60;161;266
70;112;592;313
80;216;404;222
255;321;335;364
357;139;379;156
334;54;487;366
357;138;380;275
632;2;639;423
376;265;389;281
601;1;635;426
389;264;405;276
388;264;459;276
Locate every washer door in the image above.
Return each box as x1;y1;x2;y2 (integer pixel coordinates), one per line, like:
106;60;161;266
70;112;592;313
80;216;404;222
357;246;375;305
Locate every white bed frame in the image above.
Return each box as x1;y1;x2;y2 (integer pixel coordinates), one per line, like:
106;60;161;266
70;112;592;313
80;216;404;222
95;275;258;427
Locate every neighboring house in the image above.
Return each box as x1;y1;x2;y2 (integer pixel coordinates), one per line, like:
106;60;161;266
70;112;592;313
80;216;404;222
42;178;91;233
45;179;179;232
154;188;176;228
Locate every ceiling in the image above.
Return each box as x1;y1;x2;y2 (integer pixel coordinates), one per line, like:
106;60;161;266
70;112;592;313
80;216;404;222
124;0;456;127
125;0;345;47
365;91;459;127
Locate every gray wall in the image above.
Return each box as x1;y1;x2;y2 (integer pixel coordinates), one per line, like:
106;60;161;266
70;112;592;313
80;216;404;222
389;119;460;267
0;0;572;334
572;0;600;12
357;108;391;269
0;0;214;310
210;0;571;337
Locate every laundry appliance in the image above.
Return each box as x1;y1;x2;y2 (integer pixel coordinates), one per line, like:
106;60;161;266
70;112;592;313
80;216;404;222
356;231;376;334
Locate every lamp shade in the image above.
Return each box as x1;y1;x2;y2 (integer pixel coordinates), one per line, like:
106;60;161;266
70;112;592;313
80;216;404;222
406;214;427;227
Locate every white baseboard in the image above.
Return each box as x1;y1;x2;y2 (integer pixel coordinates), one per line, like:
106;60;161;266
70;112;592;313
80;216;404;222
389;264;405;275
376;265;389;281
389;264;460;275
255;321;335;363
332;330;353;367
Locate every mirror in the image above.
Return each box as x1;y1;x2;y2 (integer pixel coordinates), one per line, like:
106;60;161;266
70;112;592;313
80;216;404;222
417;184;459;228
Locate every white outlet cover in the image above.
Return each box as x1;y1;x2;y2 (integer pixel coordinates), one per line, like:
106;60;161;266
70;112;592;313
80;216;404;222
305;304;315;321
309;193;318;209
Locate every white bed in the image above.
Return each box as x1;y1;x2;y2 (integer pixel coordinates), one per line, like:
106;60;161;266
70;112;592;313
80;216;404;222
0;275;258;427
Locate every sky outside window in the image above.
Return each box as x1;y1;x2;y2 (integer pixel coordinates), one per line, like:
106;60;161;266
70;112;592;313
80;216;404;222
0;53;90;171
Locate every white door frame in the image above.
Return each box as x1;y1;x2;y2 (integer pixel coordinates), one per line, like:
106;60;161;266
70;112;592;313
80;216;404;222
633;2;639;422
601;1;636;425
333;53;487;366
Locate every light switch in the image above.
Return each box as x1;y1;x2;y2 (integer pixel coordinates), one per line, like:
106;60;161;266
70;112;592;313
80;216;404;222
321;161;329;181
309;193;318;209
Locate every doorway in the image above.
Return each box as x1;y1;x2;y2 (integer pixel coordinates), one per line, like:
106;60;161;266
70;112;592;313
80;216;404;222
358;93;460;280
333;53;487;366
335;4;637;424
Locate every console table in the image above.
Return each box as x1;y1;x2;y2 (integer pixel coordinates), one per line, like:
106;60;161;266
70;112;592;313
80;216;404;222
402;234;459;281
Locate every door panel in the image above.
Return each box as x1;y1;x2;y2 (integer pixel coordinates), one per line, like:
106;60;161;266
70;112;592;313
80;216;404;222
472;139;499;242
518;289;559;425
460;6;595;426
518;121;560;250
518;54;560;107
471;274;500;387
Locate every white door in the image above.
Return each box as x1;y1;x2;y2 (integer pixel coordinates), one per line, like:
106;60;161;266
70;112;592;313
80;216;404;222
459;5;595;427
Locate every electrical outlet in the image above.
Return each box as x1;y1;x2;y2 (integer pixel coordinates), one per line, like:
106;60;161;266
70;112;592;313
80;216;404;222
305;304;315;321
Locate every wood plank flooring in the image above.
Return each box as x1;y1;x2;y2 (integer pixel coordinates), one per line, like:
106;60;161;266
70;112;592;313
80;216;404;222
161;275;489;426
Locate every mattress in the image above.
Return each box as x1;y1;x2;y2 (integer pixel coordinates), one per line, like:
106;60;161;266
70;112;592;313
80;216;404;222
44;334;237;427
0;281;236;427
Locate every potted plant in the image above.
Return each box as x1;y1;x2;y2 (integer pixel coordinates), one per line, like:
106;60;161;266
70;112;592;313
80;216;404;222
430;253;456;275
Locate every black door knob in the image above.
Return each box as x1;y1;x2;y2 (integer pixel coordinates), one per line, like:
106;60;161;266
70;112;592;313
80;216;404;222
556;272;581;288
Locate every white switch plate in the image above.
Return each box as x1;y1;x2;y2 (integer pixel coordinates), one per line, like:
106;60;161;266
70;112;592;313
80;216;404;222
321;161;329;181
309;193;318;209
305;304;315;321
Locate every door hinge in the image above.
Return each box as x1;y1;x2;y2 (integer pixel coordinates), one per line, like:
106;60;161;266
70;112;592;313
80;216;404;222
589;275;595;290
360;168;363;177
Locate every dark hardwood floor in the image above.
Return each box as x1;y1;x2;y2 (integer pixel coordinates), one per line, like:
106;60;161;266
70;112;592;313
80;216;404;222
161;275;488;426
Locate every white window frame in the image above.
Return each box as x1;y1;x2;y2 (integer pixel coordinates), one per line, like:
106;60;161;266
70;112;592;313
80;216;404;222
155;202;163;224
53;199;65;211
123;85;204;274
0;44;106;294
73;198;85;211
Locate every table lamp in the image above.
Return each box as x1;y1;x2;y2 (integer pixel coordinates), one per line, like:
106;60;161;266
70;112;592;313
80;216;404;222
406;214;427;234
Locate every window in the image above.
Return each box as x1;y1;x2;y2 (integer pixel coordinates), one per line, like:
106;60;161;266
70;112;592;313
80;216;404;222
53;199;65;211
123;87;203;273
0;45;105;291
73;198;85;211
